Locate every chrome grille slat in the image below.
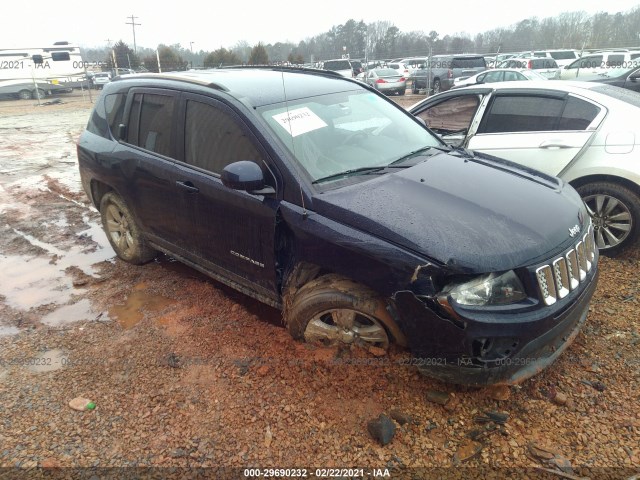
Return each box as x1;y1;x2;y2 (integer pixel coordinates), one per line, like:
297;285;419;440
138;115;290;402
566;249;579;290
553;257;570;299
536;223;595;306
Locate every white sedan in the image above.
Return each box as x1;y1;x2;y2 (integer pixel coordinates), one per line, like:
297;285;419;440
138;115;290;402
409;80;640;256
452;68;547;88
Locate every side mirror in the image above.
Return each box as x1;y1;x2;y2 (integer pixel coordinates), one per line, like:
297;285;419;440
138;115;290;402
221;161;274;194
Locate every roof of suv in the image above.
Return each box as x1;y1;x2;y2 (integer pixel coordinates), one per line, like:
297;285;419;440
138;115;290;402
108;67;360;108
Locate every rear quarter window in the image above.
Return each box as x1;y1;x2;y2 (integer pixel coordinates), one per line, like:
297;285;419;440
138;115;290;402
105;93;127;139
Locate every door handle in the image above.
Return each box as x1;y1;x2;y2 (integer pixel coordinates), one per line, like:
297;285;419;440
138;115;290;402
539;140;571;149
176;180;199;193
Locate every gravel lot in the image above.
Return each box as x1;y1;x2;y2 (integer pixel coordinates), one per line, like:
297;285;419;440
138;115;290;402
0;90;639;479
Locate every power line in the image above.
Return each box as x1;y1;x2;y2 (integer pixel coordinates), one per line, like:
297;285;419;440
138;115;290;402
126;15;141;53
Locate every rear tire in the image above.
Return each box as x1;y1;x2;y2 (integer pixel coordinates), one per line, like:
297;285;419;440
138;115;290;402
432;79;441;94
18;90;32;100
99;192;156;264
576;182;640;257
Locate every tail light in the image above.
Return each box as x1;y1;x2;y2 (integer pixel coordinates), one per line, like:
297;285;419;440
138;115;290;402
527;60;533;69
399;77;406;82
375;79;386;83
447;69;453;78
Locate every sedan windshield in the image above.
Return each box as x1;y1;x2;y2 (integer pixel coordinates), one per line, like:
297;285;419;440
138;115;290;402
258;90;442;183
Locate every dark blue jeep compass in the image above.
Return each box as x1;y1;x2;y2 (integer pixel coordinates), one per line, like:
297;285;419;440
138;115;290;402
77;67;598;385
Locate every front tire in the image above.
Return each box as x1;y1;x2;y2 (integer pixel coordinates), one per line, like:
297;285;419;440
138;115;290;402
18;89;32;100
100;192;156;264
284;275;392;350
576;182;640;257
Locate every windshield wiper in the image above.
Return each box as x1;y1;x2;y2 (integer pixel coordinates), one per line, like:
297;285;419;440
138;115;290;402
312;166;388;184
388;145;451;167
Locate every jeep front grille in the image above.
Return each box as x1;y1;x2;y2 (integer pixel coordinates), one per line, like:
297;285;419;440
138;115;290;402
536;224;596;306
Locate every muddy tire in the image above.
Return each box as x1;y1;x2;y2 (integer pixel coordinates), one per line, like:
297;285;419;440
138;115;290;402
576;182;640;257
99;192;156;265
284;274;393;350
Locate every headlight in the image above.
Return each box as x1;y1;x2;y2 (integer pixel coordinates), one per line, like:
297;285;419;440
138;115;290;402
442;270;527;306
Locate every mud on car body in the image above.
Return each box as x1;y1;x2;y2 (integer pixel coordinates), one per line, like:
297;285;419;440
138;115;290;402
77;67;598;386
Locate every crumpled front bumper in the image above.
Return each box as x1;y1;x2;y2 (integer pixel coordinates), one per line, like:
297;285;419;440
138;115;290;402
392;267;598;386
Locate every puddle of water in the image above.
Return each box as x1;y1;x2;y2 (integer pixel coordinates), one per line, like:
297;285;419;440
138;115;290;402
27;348;68;373
0;325;20;336
41;299;95;327
109;283;176;329
0;254;78;309
0;219;114;310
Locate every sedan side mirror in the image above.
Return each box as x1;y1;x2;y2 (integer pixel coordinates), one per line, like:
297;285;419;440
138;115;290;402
221;161;275;195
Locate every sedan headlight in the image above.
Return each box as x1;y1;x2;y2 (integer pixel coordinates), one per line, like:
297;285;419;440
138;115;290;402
442;270;527;306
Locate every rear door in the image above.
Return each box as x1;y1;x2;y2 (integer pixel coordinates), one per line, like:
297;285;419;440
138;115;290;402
466;90;605;176
116;88;184;246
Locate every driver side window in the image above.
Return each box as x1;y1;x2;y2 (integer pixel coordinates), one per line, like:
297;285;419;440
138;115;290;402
185;100;263;175
416;95;481;135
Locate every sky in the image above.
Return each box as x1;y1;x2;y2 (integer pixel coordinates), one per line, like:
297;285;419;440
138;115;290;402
1;0;638;52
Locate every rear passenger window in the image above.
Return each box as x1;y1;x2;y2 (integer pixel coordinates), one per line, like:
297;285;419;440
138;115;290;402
184;100;263;174
127;93;175;157
480;95;564;133
558;97;600;130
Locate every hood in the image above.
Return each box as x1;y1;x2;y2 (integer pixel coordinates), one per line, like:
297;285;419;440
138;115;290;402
312;152;587;273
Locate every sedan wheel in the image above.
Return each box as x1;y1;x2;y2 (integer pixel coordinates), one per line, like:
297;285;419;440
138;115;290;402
577;182;640;256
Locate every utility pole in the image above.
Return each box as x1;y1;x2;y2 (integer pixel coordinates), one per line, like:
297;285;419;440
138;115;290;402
126;15;141;53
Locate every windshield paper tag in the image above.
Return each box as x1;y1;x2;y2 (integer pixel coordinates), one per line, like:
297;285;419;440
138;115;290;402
272;107;327;137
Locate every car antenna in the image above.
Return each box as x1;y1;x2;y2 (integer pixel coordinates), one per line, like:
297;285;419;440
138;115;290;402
280;70;308;219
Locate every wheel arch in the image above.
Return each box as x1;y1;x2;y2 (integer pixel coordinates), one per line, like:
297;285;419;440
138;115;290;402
275;205;437;348
568;174;640;197
89;179;115;210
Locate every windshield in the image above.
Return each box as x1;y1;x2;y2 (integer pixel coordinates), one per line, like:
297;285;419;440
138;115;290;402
258;90;442;183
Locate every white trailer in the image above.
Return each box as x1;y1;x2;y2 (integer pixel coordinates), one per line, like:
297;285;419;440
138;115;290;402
0;42;86;87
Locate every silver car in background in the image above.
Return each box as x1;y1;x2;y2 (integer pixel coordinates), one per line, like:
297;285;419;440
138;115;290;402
364;68;407;95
